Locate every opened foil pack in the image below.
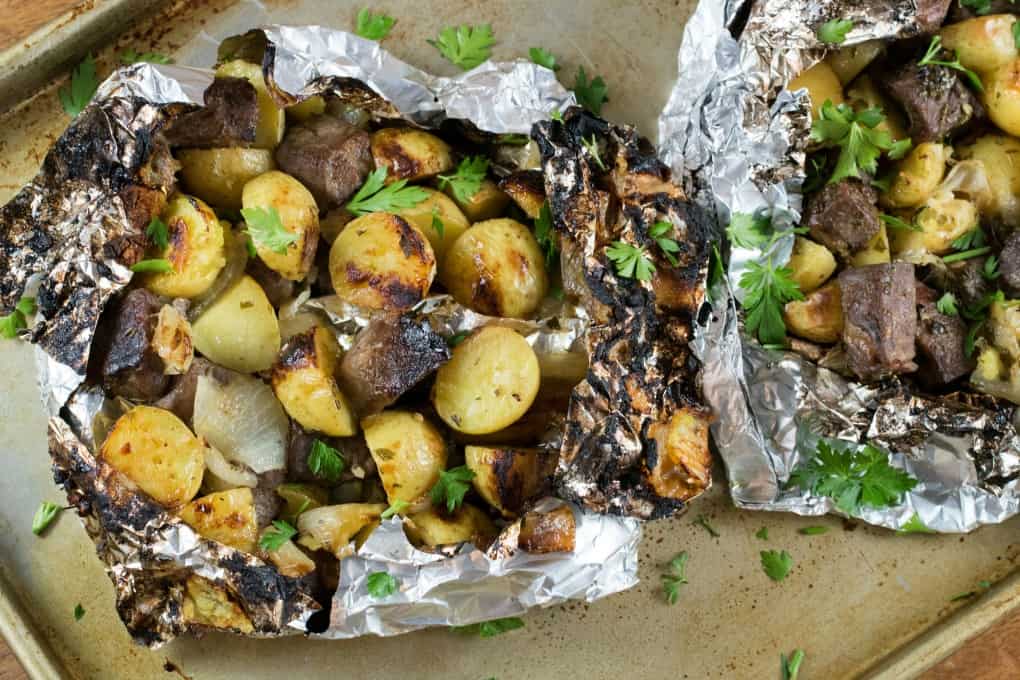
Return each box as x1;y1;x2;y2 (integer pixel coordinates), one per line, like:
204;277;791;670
0;26;663;645
658;0;1020;532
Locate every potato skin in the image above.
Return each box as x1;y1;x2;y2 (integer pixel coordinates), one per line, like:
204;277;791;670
441;218;549;318
917;198;980;255
329;212;436;311
958;134;1020;226
464;446;553;517
825;40;884;85
880;142;949;209
519;506;576;554
215;60;285;149
191;274;281;373
371;127;453;182
178;488;258;553
984;58;1020;137
272;326;358;437
941;16;1019;75
787;62;844;119
177;148;276;211
432;326;540;435
100;405;206;508
362;411;447;505
786;237;836;294
242;170;320;281
395;188;471;262
143;194;226;299
783;280;844;344
405;504;497;548
445;178;511;222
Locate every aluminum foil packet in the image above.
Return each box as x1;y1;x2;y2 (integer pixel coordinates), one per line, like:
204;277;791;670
658;0;1020;532
0;26;646;645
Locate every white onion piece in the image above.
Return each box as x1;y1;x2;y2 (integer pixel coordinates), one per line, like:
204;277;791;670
193;373;288;474
204;445;258;490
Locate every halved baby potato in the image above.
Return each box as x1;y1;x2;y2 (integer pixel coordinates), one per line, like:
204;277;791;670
362;411;447;506
645;407;713;502
371;127;453;182
787;61;844;119
272;326;357;437
444;178;510;223
242;170;320;281
880;142;950;209
499;171;546;220
178;487;258;554
286;95;326;121
432;325;540;435
182;575;254;633
404;504;497;548
940;15;1019;75
917;198;980;255
783;280;844;344
464;446;554;517
328;212;436;311
215;60;285;149
143;194;226;299
395;188;471;262
519;505;576;554
177;148;276;211
100;405;206;508
259;531;316;578
850;224;890;267
297;503;387;558
786;237;836;294
191;274;281;373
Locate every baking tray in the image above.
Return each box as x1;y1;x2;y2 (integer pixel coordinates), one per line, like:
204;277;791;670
0;1;1018;678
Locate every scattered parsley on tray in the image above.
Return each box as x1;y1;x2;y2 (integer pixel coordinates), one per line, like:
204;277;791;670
438;156;489;203
606;241;655;282
693;514;720;538
897;512;935;534
74;604;86;621
366;571;399;598
661;552;690;605
430;466;475;512
429;24;495;70
529;47;559;71
241;206;298;254
1;297;36;340
59;54;99;117
919;36;984;92
259;520;297;552
307;440;345;484
781;649;806;680
130;259;174;274
817;19;853;45
381;499;410;519
345;167;429;216
32;501;62;536
120;49;172;65
573;66;609;116
738;258;804;345
936;292;959;316
355;8;396;41
760;550;794;582
452;617;525;638
809;101;912;185
755;527;769;540
798;526;829;536
146;217;169;249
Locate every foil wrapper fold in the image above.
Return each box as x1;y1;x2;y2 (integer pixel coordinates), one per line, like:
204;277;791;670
659;0;1020;532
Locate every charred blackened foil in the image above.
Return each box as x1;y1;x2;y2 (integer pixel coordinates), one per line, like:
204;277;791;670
534;109;713;519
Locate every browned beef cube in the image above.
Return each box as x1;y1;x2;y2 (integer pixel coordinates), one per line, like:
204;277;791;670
337;314;450;416
999;231;1020;297
915;283;973;386
948;257;994;309
95;289;168;400
274;116;373;209
153;358;233;425
286;424;375;484
876;61;982;142
839;263;918;381
246;257;295;308
164;77;259;148
916;0;952;32
802;180;880;259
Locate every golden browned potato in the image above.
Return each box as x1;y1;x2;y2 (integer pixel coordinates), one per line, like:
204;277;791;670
100;405;206;508
395;188;471;262
984;58;1020;137
941;15;1019;74
276;483;329;523
329;212;436;311
272;326;358;437
286;95;326;121
958;134;1020;226
191;274;281;373
917;198;980;255
499;171;546;219
143;194;226;299
362;411;447;505
850;224;891;267
441;218;549;318
404;504;497;548
888;216;929;262
783;280;844;344
177;148;276;211
371;127;453;182
152;304;194;375
786;237;837;294
297;503;387;558
242;171;320;281
464;446;554;517
826;40;884;84
444;178;511;222
259;532;316;578
645;407;712;502
880;143;950;209
215;60;285;149
182;575;254;633
432;326;541;435
787;62;844;119
519;506;576;554
178;488;258;553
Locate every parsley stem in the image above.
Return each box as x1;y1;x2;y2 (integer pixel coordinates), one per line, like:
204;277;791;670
943;247;992;264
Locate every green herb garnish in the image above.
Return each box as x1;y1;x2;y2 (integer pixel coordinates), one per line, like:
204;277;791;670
529;47;559;71
650;221;681;267
346;167;429;216
919;36;983;92
355;8;396;41
761;550;794;582
755;526;769;540
453;617;525;638
880;213;922;232
146;217;169;249
130;259;174;273
59;54;99;117
381;499;410;519
438;156;489;203
817;19;853;44
661;552;689;605
944;247;992;264
937;292;959;316
120;49;172;64
307;440;345;484
581;135;606;171
573;66;609;116
693;514;720;538
983;255;1001;281
727;212;773;249
606;241;655;282
258;520;297;552
798;526;829;536
739;258;805;345
430;466;475;513
897;512;935;534
809;101;912;184
1;297;36;340
32;501;62;535
74;604;85;621
241;206;298;254
429;24;495;70
366;571;399;598
534;201;559;270
431;207;445;239
782;649;806;680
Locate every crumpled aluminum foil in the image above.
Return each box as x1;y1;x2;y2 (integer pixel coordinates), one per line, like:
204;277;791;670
658;0;1020;532
0;26;638;646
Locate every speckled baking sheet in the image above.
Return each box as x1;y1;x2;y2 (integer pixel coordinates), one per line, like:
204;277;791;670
0;1;1018;678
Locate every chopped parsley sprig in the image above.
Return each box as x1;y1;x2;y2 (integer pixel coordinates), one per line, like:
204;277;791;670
817;19;853;44
120;49;172;65
1;297;36;340
130;259;174;273
146;217;169;249
438;156;489;203
529;47;559;71
574;67;609;116
534;202;559;269
919;36;983;92
606;242;655;282
429;24;495;70
661;552;689;605
355;8;396;40
739;258;804;345
32;501;63;535
430;466;475;513
259;520;297;552
345;167;429;216
809;101;912;185
761;549;793;581
782;650;806;680
366;571;399;598
59;54;99;117
452;617;525;638
241;206;298;254
308;440;345;484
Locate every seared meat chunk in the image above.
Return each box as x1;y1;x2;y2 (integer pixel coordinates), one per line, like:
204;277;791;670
153;357;233;425
94;288;168;400
164;77;259;148
999;231;1020;297
947;257;993;309
839;263;918;380
253;470;286;529
802;179;880;259
246;256;295;308
876;60;982;142
916;0;952;32
915;282;973;386
337;314;451;415
274;116;373;209
286;425;375;484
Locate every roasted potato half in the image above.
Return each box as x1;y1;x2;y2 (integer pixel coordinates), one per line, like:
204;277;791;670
100;405;206;508
786;237;837;294
242;171;320;281
371;127;453;182
880;142;950;209
444;178;511;223
215;60;285;149
191;274;281;373
441;218;549;318
826;40;884;85
519;506;576;554
984;58;1020;138
958;134;1020;226
432;325;541;435
143;194;226;299
941;15;1019;75
297;503;386;558
182;576;254;633
645;407;712;502
850;224;890;267
404;504;497;548
259;531;317;578
362;411;447;505
787;61;843;119
178;487;258;553
286;95;326;121
917;198;980;255
499;171;546;219
177;148;276;211
394;188;471;262
272;326;358;437
329;212;436;311
464;446;554;517
783;280;844;344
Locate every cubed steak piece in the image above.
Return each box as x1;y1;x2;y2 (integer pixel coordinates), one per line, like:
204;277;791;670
915;0;952;33
948;257;994;309
875;60;982;142
999;231;1020;297
337;314;451;416
274;115;373;209
839;263;918;381
94;288;168;400
915;283;974;386
164;77;259;148
802;179;881;259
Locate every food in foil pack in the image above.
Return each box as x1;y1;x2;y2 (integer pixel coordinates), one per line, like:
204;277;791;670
0;25;710;643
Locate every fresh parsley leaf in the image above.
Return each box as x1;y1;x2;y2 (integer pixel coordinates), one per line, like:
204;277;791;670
130;258;174;273
727;212;772;249
983;255;1002;281
15;297;36;317
245;235;258;258
809;101;909;184
438;156;489;203
950;580;991;601
534;202;559;270
428;24;495;70
529;47;559;71
965;319;983;357
431;208;445;239
550;109;564;123
919;36;983;92
73;604;85;621
573;67;609;116
447;331;470;347
880;213;922;232
761;550;793;581
259;520;297;552
707;244;726;298
606;241;655;282
366;571;399;598
787;441;918;516
897;512;935;534
650;221;681;267
798;526;829;535
59;54;99;117
0;296;35;340
453;617;525;638
120;49;172;64
739;258;804;345
693;514;720;538
32;501;62;535
818;19;853;44
146;217;169;249
937;292;959;316
662;551;689;605
782;649;806;680
241;206;298;254
430;466;475;513
345;167;429;216
581;135;607;171
944;246;992;264
355;8;395;41
381;499;410;519
952;227;986;251
307;440;345;484
888;138;914;160
755;527;769;540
